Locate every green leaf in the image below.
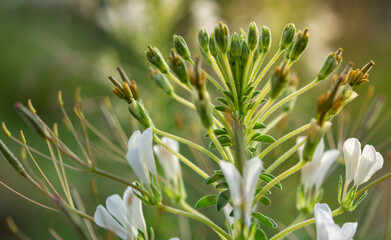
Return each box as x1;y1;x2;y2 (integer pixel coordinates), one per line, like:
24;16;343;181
253;122;267;130
195;195;218;209
252;212;277;228
255;228;268;240
251;91;261;99
215;182;229;189
247;147;258;153
244;86;254;96
216;97;229;106
253;134;275;143
251;133;261;140
218;135;231;145
217;190;230;211
260;173;282;189
259;196;271;206
222;91;234;102
256;187;271;195
215;105;228;112
204;173;224;185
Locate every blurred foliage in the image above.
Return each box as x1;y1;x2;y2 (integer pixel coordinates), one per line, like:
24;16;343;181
0;0;390;239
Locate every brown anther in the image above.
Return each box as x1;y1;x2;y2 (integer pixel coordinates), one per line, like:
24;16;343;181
116;66;131;84
130;80;139;100
122;82;133;101
108;76;123;89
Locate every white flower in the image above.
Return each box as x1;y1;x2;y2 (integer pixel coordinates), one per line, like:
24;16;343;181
297;137;340;192
220;158;263;226
343;138;384;187
314;203;357;240
126;128;157;185
153;137;181;185
94;186;146;240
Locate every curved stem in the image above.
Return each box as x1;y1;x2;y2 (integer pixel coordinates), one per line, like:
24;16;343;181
207;128;229;163
171;93;196;109
167;72;192;93
355;172;391;198
265;138;305;173
152;128;220;163
244;82;271;125
158;203;230;239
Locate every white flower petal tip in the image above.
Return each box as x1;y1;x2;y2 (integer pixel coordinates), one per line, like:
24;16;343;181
314;203;357;240
153;137;181;183
342;138;384;187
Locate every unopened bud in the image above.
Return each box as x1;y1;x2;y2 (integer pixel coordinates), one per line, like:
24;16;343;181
194;93;213;129
270;62;290;99
145;45;169;73
198;28;209;53
173;35;191;62
169;50;190;84
302;120;331;161
317;48;343;81
259;26;271;53
247;22;259;50
214;22;230;53
149;68;173;95
279;23;296;50
128;101;152;129
230;33;241;58
288;28;309;62
209;32;218;57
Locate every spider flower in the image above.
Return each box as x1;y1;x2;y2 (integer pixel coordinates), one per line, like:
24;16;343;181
126;128;157;185
220;158;263;226
315;203;357;240
94;186;146;240
297;137;340;193
343;138;383;187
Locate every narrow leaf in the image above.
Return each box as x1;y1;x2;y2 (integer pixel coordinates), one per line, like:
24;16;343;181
195;195;218;209
252;212;277;228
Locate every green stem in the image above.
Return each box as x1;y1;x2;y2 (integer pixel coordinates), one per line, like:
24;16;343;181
270;207;344;240
265;138;305;173
253;161;306;206
171;93;196;109
207;128;229;163
249;52;266;83
241;50;255;95
222;54;240;111
152;128;220;164
167;72;192;93
258;123;311;160
158;203;230;239
355;172;391;198
248;99;274;131
207;52;230;90
153;136;209;180
258;79;319;123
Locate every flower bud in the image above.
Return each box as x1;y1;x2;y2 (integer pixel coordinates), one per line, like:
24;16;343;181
282;73;299;112
288;28;309;62
173;35;191;62
209;32;218;57
214;22;230;53
168;50;190;84
317;48;343;81
270;62;289;99
195;93;213;129
128;100;152;129
149;68;173;95
259;26;271;54
145;45;169;73
279;23;296;50
302;120;331;162
230;32;241;58
198;28;209;53
247;22;259;50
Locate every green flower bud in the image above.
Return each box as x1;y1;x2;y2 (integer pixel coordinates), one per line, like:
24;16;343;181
168;50;189;84
302;120;331;162
149;68;173;95
194;93;213;129
270;62;289;99
279;23;296;50
241;39;250;63
214;22;230;53
288;28;309;62
145;45;169;73
128;100;152;129
317;48;343;81
173;35;191;62
230;32;241;58
247;22;259;50
209;32;218;57
259;26;271;53
198;28;209;53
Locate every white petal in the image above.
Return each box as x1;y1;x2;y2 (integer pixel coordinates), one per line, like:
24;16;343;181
343;138;361;185
222;204;234;226
162;137;179;153
169;238;180;240
354;145;376;186
313;149;339;190
94;205;127;240
341;222;357;239
126;148;150;184
138;128;157;176
128;130;141;149
220;161;242;206
312;138;325;163
361;151;383;184
123;187;146;235
296;136;306;162
106;194;127;225
154;137;181;181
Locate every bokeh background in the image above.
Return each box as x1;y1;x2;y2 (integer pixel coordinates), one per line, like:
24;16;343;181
1;0;390;239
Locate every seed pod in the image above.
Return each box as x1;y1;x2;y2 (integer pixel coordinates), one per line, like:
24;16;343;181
198;28;209;53
214;22;230;53
173;35;191;62
279;23;296;51
317;48;343;81
0;139;28;178
145;45;169;73
14;102;51;140
259;26;271;53
247;22;259;50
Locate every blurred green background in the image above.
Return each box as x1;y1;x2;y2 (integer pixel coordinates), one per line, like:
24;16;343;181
0;0;390;239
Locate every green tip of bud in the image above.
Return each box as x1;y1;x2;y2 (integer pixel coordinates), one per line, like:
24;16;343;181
198;28;209;53
230;32;241;58
145;45;169;73
247;22;259;50
317;48;343;81
259;26;271;54
209;32;218;57
173;35;191;62
168;50;190;84
214;22;230;53
287;28;310;62
279;23;296;50
149;68;173;95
